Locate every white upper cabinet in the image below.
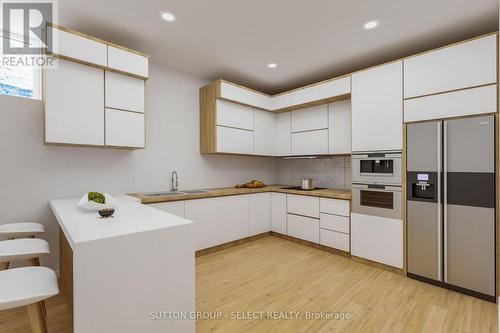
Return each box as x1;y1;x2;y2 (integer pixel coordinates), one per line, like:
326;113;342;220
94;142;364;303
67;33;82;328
221;195;249;243
47;26;107;67
249;193;271;236
275;112;291;156
105;72;145;113
271;93;292;110
328;100;351;154
105;108;145;148
352;61;403;152
404;35;497;99
216;99;254;130
289;76;350;106
291;104;328;132
254;109;276;156
44;59;104;146
291;129;329;156
216;126;254;154
219;81;272;110
107;46;149;78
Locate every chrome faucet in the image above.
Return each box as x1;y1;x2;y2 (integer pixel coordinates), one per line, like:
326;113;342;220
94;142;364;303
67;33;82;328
171;171;178;192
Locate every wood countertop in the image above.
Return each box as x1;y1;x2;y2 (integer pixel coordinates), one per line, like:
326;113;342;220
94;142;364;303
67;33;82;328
130;185;351;204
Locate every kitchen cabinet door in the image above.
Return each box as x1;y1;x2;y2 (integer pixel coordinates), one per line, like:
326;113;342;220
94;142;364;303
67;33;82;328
275;112;291;156
287;214;319;243
249;193;271;236
105;109;145;148
287;194;320;218
221;195;249;243
47;26;107;67
291;104;328;132
351;212;403;268
291;129;328;155
150;201;185;218
105;71;145;113
271;93;291;111
219;81;272;110
271;193;287;234
44;59;104;146
351;61;403;152
216;99;254;130
328;100;351;154
254;109;276;156
185;198;222;250
216;126;254;154
289;76;351;106
404;35;496;99
107;45;149;78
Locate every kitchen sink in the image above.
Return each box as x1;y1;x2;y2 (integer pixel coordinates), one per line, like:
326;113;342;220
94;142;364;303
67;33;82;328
181;190;210;194
141;191;184;197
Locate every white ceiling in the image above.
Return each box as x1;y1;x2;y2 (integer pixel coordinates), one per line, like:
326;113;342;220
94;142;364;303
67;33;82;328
58;0;498;94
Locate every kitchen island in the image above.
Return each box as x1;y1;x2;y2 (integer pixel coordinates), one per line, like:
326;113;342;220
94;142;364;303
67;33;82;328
50;195;195;333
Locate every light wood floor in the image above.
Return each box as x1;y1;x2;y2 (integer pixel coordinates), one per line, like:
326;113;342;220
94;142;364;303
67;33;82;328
1;236;497;332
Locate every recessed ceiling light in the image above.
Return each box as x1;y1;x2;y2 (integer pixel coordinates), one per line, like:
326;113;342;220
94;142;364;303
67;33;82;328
363;19;380;30
160;11;176;22
267;63;277;69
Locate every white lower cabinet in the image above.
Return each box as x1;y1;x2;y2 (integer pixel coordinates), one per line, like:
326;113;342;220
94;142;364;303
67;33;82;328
287;213;319;243
320;229;349;252
351;212;403;268
320;213;349;234
291;129;328;155
221;195;249;243
270;193;287;234
105;109;145;148
249;193;271;236
185;198;222;251
287;195;320;218
150;201;185;218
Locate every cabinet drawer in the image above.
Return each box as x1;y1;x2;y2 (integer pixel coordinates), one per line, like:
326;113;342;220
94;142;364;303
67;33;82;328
290;76;350;106
320;214;349;234
216;99;254;130
105;109;145;148
291;129;328;155
105;72;145;113
291;104;328;132
404;35;496;99
320;229;349;252
287;194;319;218
48;26;107;67
150;201;185;218
219;81;272;110
320;198;350;216
287;214;319;243
216;126;253;154
107;46;149;78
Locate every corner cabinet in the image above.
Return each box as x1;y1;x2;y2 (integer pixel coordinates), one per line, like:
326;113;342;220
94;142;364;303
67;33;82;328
351;61;403;152
44;24;149;149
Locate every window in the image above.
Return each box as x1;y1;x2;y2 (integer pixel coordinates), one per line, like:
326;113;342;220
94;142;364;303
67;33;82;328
0;34;42;100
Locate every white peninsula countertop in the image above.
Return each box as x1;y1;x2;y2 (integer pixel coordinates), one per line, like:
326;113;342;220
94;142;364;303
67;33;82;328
50;195;195;333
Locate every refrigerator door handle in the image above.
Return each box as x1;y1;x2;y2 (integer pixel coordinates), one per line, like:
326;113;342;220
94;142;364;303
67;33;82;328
437;122;442;281
443;121;448;283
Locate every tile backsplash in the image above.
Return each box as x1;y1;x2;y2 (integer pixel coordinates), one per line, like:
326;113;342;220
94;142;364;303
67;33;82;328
275;156;351;190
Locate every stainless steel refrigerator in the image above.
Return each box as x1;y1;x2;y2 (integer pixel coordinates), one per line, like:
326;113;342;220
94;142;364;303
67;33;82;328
406;115;495;302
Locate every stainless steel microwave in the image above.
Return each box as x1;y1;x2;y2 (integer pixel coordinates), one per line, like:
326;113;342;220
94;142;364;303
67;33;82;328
352;152;402;186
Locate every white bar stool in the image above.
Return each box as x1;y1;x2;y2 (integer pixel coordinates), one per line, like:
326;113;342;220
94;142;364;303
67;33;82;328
0;238;50;270
0;222;45;239
0;266;59;333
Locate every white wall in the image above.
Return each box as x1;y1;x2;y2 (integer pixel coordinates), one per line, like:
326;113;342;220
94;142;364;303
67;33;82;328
0;63;276;270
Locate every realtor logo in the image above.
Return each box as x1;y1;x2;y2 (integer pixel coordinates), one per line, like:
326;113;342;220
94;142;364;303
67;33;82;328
2;1;53;55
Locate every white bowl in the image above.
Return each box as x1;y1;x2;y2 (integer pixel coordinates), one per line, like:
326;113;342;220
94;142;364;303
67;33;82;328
78;193;115;211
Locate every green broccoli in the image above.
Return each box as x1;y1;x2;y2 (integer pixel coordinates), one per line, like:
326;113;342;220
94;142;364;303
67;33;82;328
88;192;105;204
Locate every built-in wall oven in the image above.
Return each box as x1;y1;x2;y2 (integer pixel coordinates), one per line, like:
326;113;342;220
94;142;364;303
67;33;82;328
352;152;402;186
352;151;403;219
